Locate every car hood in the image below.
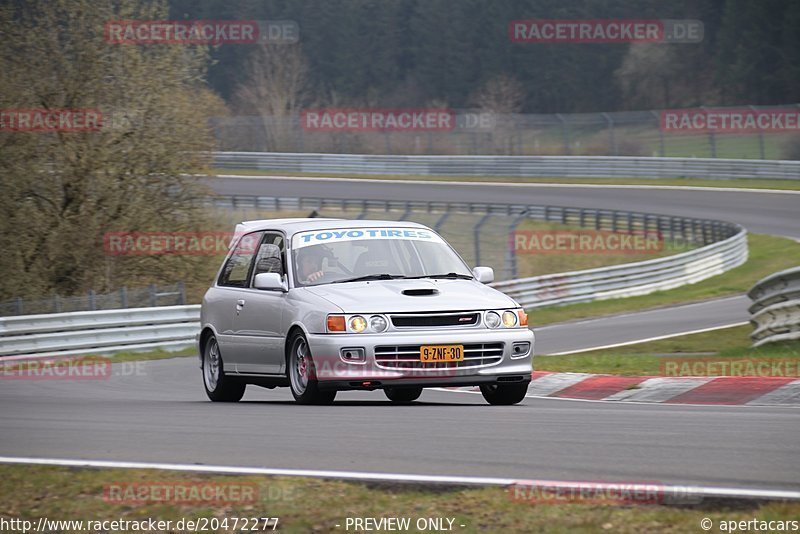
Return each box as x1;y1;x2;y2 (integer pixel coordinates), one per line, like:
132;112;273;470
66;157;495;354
302;279;517;313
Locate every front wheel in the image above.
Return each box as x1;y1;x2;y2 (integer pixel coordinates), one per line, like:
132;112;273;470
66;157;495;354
384;387;423;403
480;383;528;405
202;335;246;402
288;331;336;405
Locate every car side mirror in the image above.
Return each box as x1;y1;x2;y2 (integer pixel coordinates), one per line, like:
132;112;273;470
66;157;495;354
472;266;494;284
254;272;287;291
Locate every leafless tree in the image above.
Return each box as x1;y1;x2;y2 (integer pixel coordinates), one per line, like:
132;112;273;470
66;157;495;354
233;44;310;151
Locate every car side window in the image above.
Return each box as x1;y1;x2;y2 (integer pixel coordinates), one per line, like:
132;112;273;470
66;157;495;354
250;232;286;285
218;231;263;288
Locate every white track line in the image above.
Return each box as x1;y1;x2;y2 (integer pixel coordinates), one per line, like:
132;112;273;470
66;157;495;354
543;322;749;356
431;386;800;409
214;174;800;195
0;456;798;501
533;295;747;329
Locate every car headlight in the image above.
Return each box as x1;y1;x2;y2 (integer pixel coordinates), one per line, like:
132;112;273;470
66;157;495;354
350;315;367;333
485;311;501;329
502;310;518;327
369;315;388;332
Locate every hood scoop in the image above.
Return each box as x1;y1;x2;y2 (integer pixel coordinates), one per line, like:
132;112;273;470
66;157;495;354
402;288;439;296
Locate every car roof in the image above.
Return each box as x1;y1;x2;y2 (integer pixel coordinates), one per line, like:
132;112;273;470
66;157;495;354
234;218;430;238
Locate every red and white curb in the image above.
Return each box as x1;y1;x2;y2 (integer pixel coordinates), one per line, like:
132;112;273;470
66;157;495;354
454;371;800;406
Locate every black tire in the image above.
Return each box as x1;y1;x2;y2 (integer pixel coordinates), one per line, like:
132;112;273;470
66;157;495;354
287;331;336;405
202;335;246;402
479;383;528;405
384;387;423;403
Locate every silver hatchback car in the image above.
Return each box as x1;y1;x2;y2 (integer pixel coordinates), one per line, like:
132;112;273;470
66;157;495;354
199;218;534;405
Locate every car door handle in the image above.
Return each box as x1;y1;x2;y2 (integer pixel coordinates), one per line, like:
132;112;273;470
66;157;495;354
236;299;245;307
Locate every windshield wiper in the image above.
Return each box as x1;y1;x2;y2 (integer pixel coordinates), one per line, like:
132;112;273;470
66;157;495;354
331;273;408;284
406;272;474;280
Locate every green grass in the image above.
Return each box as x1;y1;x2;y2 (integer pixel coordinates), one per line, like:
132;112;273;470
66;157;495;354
211;169;800;191
536;325;800;376
1;465;798;533
530;233;800;326
513;219;695;279
107;347;196;362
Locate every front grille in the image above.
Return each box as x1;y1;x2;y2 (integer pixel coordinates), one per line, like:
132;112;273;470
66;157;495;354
374;343;503;369
390;312;480;328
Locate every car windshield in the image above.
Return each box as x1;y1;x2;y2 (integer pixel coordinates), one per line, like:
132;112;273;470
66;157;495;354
291;227;472;287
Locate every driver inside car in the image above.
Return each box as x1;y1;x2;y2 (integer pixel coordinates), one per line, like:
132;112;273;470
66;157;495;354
296;247;326;284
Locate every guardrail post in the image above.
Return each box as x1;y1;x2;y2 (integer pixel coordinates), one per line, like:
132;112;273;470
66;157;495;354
178;282;186;305
650;110;665;156
505;210;528;280
88;290;96;311
149;284;157;307
384;132;391;154
709;132;717;158
473;213;492;266
749;105;765;159
53;294;61;313
355;200;368;220
556;114;571;155
398;202;412;221
14;297;22;315
433;211;450;233
602;112;617;156
120;287;128;309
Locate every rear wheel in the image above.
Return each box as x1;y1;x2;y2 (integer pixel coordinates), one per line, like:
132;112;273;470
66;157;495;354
480;383;528;405
288;331;336;405
384;387;423;403
202;335;246;402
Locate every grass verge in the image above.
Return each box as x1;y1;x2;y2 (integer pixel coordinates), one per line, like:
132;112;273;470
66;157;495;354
211;169;800;192
536;324;800;376
1;465;798;533
530;233;800;326
106;347;196;363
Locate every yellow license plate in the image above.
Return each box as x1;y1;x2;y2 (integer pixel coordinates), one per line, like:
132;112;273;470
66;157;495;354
420;344;464;362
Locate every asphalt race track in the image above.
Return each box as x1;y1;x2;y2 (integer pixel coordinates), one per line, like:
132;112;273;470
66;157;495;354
1;357;799;491
535;295;749;355
207;176;800;238
2;177;798;492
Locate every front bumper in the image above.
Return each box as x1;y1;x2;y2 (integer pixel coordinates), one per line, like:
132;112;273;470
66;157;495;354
306;327;534;390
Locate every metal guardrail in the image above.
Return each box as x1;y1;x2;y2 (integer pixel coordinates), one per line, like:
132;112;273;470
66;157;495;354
748;267;800;347
213;152;800;180
0;283;186;317
0;306;200;358
211;196;741;280
2;196;748;358
496;231;747;308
